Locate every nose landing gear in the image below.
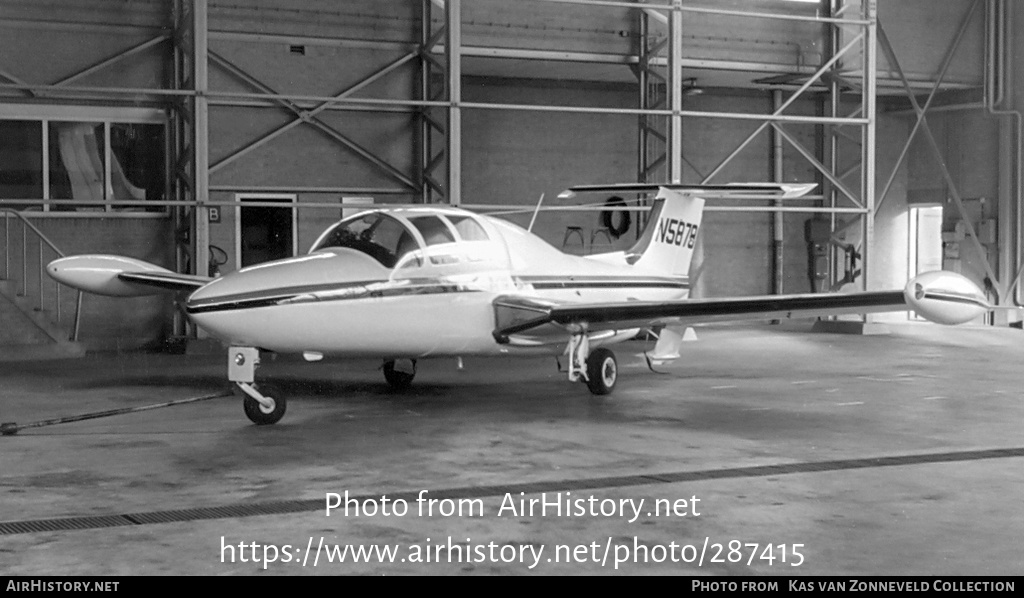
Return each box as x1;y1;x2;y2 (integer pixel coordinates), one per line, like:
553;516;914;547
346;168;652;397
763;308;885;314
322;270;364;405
237;382;287;425
229;346;288;425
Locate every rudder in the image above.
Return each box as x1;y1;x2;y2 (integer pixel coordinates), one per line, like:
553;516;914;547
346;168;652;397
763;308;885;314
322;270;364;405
627;188;705;277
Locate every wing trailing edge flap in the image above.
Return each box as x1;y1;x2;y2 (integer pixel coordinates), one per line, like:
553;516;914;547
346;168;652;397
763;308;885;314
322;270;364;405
492;295;565;343
492;291;908;343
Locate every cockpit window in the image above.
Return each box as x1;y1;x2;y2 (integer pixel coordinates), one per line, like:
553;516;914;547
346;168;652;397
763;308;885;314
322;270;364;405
407;216;455;246
312;213;418;268
447;215;489;241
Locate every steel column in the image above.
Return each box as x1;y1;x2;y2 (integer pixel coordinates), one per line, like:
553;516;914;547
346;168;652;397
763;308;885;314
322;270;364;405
446;0;462;206
772;90;784;294
667;0;683;184
193;0;210;280
826;0;842;290
860;0;877;296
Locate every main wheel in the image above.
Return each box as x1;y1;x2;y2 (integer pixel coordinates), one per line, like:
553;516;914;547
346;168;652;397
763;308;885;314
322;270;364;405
585;348;617;395
383;359;416;390
241;382;287;425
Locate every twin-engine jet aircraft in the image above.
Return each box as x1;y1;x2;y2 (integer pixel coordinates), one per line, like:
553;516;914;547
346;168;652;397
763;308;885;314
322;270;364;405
48;184;990;425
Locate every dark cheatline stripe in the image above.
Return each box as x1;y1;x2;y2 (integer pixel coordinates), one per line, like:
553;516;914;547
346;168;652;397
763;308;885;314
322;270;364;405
528;281;689;290
923;292;989;308
2;447;1021;536
186;282;470;315
186;276;691;315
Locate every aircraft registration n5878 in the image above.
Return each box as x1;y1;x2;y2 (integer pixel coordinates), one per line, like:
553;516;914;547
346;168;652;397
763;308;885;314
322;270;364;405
47;183;991;425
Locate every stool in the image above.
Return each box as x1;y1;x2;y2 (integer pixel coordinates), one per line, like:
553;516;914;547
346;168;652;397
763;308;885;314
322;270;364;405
590;227;613;248
562;226;585;250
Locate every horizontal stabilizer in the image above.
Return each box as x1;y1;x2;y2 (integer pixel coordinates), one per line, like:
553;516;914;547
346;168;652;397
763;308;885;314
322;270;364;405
558;182;817;200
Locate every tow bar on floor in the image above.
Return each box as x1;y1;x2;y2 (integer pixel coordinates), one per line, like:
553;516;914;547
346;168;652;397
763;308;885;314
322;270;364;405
0;391;232;436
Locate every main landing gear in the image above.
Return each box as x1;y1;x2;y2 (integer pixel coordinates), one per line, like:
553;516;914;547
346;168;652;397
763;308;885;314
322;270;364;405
382;359;417;390
566;333;618;395
229;347;287;425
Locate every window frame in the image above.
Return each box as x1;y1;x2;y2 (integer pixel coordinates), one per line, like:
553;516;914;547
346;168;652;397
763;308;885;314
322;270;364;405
0;104;167;215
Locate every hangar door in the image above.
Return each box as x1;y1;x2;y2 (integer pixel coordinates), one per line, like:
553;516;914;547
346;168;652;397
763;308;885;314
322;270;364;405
910;206;943;276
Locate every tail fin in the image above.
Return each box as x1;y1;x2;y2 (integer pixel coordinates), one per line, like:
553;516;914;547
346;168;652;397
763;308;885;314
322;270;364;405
560;183;816;277
627;188;705;277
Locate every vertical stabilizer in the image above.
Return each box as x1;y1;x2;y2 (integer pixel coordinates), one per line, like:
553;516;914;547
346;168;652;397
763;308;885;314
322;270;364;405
627;188;705;277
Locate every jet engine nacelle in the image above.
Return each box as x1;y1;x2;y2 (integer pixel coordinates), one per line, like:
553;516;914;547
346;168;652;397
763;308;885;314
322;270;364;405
47;255;171;297
904;270;990;325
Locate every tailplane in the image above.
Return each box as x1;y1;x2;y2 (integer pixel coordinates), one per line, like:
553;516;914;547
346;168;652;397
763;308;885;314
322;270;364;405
560;183;815;277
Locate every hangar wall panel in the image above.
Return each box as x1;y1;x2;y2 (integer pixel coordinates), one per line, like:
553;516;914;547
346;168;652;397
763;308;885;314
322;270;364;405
876;0;984;88
207;0;419;43
0;0;167;97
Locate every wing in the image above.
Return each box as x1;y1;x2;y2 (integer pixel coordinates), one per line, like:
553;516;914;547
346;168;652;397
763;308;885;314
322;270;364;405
492;291;907;343
48;255;213;297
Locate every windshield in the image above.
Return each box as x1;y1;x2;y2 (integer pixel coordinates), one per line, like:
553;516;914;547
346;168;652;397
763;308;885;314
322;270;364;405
310;213;419;268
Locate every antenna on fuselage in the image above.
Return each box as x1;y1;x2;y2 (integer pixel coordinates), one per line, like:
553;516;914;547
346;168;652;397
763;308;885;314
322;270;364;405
527;193;545;233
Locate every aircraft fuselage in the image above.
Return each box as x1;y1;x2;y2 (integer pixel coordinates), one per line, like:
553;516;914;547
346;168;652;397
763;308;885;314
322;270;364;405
184;208;687;358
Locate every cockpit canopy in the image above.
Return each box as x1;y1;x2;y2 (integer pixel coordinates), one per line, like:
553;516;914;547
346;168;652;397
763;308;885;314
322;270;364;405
309;210;496;269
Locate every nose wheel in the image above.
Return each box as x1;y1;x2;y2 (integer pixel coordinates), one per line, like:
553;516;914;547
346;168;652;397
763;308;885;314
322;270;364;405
237;382;287;425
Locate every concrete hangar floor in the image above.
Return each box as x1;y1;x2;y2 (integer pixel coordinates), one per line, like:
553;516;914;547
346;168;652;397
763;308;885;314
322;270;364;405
0;321;1021;576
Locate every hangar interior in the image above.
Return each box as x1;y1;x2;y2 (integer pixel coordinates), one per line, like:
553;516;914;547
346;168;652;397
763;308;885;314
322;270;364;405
1;0;1022;354
2;1;1024;577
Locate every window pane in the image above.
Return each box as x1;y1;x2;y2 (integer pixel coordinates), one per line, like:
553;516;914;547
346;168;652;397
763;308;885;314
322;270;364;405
408;216;455;246
447;215;490;241
0;120;42;203
48;121;165;211
49;122;105;208
111;123;164;207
